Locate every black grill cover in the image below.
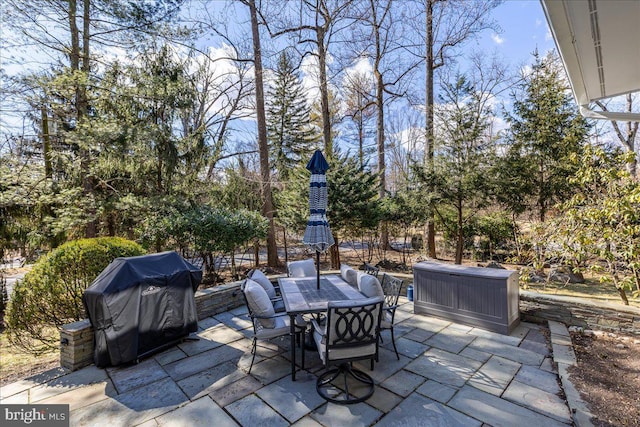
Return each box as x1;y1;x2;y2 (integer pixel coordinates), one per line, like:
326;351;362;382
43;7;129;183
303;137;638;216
83;251;202;367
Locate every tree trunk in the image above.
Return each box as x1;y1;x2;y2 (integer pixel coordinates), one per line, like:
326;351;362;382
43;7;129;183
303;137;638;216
69;0;96;237
425;0;437;258
282;227;289;264
609;260;629;305
330;241;340;270
375;69;390;250
538;156;546;222
253;241;260;267
248;0;280;267
616;286;629;306
231;247;237;279
596;95;639;180
317;29;332;156
455;202;463;264
358;111;364;170
41;106;52;179
371;1;389;251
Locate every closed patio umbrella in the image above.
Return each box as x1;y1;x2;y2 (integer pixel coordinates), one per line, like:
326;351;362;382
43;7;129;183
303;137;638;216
302;150;335;289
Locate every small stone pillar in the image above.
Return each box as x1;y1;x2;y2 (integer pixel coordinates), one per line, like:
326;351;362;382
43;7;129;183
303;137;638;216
60;319;94;371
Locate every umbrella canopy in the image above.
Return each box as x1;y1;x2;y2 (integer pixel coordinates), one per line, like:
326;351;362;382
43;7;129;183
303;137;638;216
303;150;335;252
302;150;335;288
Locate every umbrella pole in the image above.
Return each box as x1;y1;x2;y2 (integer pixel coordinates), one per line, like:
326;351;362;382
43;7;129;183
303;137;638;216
316;251;321;290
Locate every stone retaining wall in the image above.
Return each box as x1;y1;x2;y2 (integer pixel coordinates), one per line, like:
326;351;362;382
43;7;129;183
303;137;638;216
59;279;640;371
520;291;640;336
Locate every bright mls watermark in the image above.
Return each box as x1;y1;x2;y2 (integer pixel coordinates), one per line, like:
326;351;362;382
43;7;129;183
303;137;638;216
1;405;69;427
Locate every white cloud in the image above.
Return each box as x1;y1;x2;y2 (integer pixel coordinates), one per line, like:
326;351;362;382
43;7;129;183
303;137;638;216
344;57;373;80
545;29;554;42
390;126;426;153
492;34;505;45
300;54;321;105
299;51;339;108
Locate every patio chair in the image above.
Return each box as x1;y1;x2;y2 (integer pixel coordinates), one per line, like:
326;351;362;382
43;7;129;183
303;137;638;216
247;268;285;312
241;279;306;373
340;263;358;287
357;272;385;298
287;258;317;278
379;273;404;360
363;263;379;278
311;297;383;404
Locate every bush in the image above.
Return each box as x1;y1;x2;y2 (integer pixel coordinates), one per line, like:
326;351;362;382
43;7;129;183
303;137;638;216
475;212;515;259
6;237;145;354
141;206;268;279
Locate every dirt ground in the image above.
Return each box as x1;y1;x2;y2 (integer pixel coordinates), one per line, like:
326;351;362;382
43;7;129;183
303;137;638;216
0;354;59;387
569;331;640;427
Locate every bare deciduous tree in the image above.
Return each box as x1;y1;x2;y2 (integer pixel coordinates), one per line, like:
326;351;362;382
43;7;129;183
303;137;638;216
343;71;375;169
263;0;353;157
408;0;500;258
345;0;419;249
595;94;640;179
243;0;280;267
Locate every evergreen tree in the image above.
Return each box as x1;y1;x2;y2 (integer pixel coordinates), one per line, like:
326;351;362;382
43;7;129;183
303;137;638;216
277;151;380;269
500;51;591;222
419;74;496;264
266;52;318;181
326;152;380;268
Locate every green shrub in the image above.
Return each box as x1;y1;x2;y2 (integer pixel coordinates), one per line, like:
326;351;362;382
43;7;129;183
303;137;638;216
141;206;268;279
6;237;145;354
475;212;515;259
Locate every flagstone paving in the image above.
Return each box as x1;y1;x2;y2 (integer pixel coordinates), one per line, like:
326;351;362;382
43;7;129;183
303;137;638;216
0;298;581;426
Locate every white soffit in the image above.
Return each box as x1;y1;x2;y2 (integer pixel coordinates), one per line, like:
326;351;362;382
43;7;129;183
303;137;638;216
541;0;640;121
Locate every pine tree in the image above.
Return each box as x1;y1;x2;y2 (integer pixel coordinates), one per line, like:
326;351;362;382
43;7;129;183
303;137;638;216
266;52;318;181
501;51;591;222
422;74;496;264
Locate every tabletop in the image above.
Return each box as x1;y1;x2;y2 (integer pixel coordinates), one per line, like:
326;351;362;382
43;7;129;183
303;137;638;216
278;274;366;314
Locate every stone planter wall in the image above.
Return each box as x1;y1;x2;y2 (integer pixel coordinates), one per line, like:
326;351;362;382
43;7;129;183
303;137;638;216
519;291;640;336
59;280;245;371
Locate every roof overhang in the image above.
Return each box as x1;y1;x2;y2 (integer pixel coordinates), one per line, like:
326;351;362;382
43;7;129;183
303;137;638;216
540;0;640;121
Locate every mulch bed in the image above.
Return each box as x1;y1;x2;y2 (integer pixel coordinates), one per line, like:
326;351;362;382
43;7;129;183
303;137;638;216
569;331;640;427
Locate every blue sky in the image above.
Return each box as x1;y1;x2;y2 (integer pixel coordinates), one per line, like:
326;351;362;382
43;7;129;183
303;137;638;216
475;0;555;67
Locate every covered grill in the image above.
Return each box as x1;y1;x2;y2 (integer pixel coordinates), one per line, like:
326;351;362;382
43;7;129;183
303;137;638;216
83;251;202;367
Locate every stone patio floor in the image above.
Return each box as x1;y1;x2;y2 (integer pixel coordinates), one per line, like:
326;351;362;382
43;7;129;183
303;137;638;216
0;297;584;426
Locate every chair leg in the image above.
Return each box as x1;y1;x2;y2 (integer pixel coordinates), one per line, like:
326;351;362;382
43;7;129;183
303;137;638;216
316;362;376;404
390;327;399;360
249;337;257;374
301;329;305;369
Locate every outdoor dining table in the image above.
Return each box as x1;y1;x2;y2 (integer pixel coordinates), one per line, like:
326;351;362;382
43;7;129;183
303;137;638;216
278;274;367;381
